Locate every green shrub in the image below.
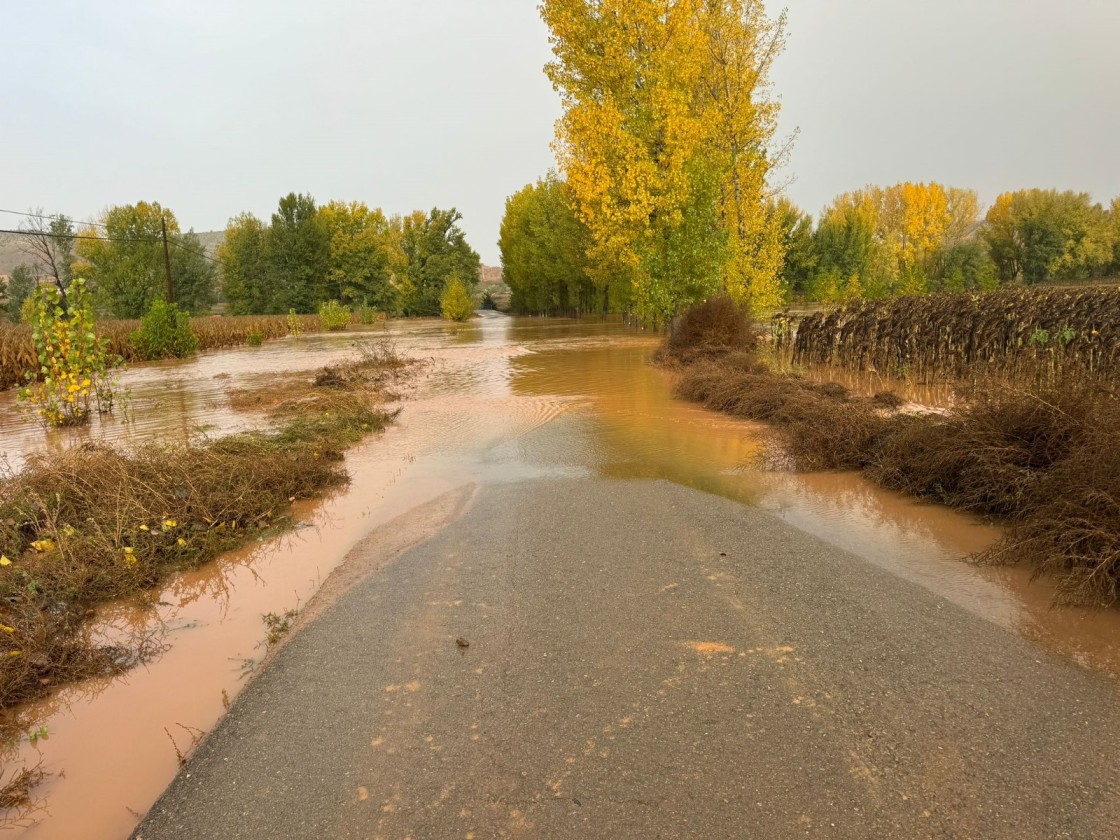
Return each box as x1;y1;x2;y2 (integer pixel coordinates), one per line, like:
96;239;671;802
319;300;351;331
356;302;379;325
440;277;474;322
247;331;263;346
130;300;199;360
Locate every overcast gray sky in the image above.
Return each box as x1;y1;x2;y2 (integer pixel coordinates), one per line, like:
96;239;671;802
3;0;1118;265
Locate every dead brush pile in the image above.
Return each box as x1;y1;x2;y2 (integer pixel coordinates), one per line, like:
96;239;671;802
0;340;408;715
666;299;1120;606
793;285;1120;385
656;296;758;366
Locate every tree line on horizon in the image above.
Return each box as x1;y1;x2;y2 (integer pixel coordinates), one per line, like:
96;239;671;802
501;176;1120;317
2;195;482;322
499;1;1120;320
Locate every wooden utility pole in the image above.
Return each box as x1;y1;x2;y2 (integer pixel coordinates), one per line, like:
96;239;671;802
161;216;175;303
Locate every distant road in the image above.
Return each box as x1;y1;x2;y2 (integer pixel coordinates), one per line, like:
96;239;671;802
135;479;1120;839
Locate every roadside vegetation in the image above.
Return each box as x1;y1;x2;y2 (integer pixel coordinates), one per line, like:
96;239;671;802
0;339;412;721
661;296;1120;607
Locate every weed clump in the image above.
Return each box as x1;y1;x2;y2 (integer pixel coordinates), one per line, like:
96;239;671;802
0;761;47;828
662;296;756;364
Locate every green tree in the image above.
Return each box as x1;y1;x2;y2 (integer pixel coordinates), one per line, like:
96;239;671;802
399;208;481;316
74;201;215;317
218;212;273;315
268;193;329;313
772;199;815;298
983;190;1114;284
130;299;199;359
499;174;599;315
4;264;37;321
319;201;397;312
809;192;884;300
169;231;218;314
930;242;998;292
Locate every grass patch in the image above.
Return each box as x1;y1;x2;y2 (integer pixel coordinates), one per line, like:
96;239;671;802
0;340;410;718
665;301;1120;606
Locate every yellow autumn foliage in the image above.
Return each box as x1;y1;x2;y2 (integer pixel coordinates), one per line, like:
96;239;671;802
541;0;789;324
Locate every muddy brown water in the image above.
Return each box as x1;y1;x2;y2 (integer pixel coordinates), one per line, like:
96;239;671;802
2;314;1118;838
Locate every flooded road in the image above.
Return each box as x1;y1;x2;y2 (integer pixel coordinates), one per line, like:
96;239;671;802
3;314;1118;838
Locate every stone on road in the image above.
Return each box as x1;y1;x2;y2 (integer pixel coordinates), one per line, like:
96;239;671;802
134;479;1120;839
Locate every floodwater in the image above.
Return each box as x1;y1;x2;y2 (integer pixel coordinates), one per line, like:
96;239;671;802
2;314;1118;838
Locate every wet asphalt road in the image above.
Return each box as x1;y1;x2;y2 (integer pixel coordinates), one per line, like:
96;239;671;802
134;479;1120;839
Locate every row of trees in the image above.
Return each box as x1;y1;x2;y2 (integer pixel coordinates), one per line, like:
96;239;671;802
537;0;790;325
219;195;481;317
781;186;1120;302
501;176;1120;313
3;204;219;320
505;4;1116;317
3;195;483;321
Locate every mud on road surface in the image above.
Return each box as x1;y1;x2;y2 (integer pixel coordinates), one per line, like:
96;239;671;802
135;479;1120;840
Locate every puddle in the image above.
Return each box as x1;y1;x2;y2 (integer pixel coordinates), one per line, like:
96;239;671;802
2;313;1118;838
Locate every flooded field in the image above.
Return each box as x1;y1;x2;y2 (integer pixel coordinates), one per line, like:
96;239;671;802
3;313;1119;838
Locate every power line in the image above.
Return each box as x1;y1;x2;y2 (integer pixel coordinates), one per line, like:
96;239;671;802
166;235;227;268
0;207;111;230
0;227;157;245
0;208;227;265
0;225;227;267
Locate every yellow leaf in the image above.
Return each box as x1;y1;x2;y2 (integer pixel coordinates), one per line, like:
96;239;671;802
139;524;150;532
163;519;177;528
0;555;10;567
8;651;21;658
30;539;56;553
177;538;187;547
0;624;14;634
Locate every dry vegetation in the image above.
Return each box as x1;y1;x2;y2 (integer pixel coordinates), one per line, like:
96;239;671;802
0;313;324;391
793;286;1120;384
663;297;1120;606
0;340;410;718
0;761;47;828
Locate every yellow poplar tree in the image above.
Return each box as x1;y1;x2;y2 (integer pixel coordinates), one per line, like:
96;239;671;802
696;0;789;314
541;0;789;324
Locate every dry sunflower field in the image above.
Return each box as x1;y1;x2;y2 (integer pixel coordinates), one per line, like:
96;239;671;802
790;286;1120;385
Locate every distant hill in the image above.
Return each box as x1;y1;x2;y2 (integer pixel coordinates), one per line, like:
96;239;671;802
0;233;29;276
0;229;226;277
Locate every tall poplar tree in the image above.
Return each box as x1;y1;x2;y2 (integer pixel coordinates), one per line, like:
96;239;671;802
541;0;789;323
